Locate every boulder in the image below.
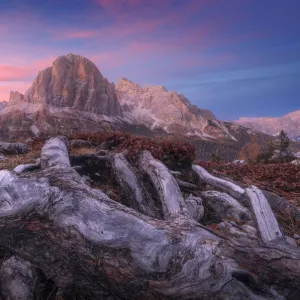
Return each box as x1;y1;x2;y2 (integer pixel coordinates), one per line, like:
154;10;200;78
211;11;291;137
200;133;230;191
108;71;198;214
70;139;94;148
0;142;29;155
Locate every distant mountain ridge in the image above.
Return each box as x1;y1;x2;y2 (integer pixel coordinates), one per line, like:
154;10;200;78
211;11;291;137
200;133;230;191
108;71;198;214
234;110;300;139
116;77;233;139
0;101;7;111
1;53;235;141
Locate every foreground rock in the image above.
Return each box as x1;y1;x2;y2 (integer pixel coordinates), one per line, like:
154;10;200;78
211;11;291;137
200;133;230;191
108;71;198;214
0;142;28;154
0;256;37;300
0;136;300;299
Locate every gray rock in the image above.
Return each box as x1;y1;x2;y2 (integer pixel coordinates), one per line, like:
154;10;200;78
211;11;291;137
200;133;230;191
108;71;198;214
99;141;112;150
117;77;235;139
70;139;93;148
201;190;252;223
185;195;204;222
96;149;109;156
0;142;29;154
285;236;297;247
0;256;37;300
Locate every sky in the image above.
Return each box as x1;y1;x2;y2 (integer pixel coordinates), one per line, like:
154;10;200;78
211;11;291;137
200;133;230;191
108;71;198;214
0;0;299;120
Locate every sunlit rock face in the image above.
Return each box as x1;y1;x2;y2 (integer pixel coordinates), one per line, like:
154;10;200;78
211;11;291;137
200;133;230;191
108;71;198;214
1;54;237;141
10;54;122;117
116;77;232;139
234;110;300;139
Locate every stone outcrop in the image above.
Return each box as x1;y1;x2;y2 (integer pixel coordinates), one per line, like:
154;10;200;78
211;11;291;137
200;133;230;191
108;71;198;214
12;54;122;117
234;110;300;139
0;141;28;154
117;77;233;139
9;91;24;104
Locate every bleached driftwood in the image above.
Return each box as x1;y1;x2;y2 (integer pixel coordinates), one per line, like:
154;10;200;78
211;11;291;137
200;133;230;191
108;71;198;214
0;137;300;299
201;190;252;223
139;150;189;219
185;195;204;222
246;186;283;243
169;170;182;176
111;153;160;218
13;163;40;174
0;256;38;300
192;165;245;200
41;137;70;168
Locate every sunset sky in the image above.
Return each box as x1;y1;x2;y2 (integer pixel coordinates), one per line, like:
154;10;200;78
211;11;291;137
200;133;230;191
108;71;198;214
0;0;299;119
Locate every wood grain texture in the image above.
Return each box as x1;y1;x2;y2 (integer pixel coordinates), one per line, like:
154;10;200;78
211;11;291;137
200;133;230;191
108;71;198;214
247;186;283;242
192;164;245;200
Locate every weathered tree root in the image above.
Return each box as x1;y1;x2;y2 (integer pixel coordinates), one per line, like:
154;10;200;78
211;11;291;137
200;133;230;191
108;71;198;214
0;136;300;299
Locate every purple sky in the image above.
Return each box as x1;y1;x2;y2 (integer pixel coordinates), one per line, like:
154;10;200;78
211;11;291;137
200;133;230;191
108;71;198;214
0;0;299;119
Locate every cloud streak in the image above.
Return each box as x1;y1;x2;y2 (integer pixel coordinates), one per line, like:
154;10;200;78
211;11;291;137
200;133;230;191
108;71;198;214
0;0;299;117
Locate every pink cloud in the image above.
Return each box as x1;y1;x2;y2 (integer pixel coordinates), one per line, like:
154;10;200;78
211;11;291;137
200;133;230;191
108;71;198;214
0;66;33;81
59;16;165;40
0;57;55;81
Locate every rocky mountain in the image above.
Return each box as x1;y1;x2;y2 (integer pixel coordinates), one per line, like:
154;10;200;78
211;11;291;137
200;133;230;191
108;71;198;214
117;77;234;140
9;54;122;116
0;101;7;111
234;110;300;140
0;53;238;142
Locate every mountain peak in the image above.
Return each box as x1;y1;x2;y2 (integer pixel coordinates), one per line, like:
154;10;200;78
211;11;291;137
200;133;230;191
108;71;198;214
234;110;300;139
117;77;142;93
17;54;122;116
3;53;230;141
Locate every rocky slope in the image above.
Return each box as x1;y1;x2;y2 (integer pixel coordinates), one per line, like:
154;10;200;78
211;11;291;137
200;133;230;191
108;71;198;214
1;53;238;142
9;53;122;116
117;77;234;139
234;110;300;139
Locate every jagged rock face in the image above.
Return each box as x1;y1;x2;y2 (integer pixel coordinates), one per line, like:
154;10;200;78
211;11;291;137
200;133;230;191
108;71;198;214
11;54;122;116
0;102;159;141
234;110;300;139
9;91;24;104
116;78;232;139
1;54;239;142
0;103;117;141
